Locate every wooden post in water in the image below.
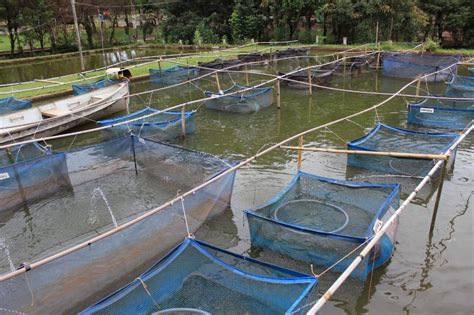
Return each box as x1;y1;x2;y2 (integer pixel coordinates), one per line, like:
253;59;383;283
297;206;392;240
181;105;186;138
416;76;421;100
277;79;281;109
343;52;347;76
429;158;449;237
245;65;250;85
307;68;313;96
215;73;221;92
297;136;304;169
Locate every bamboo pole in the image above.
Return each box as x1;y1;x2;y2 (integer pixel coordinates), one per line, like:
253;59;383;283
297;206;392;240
245;65;250;85
181;105;186;138
429;158;449;237
280;146;449;160
307;68;313;96
215;73;221;91
376;51;381;69
416;76;421;99
277;79;281;109
297;136;304;169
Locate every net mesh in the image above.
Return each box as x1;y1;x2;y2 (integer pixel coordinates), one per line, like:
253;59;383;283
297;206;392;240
197;59;242;72
72;78;119;95
246;172;400;280
0;135;236;314
278;69;334;89
445;75;474;98
97;107;196;141
347;123;460;177
0;97;32;115
79;238;317;315
408;97;474;130
382;53;459;82
204;84;274;113
149;66;200;86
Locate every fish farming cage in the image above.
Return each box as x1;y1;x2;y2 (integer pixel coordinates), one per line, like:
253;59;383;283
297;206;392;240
204;84;274;114
79;238;318;315
382;53;459;82
97;107;196;141
0;96;32;115
278;69;334;89
273;48;310;58
72;78;120;95
197;58;243;72
246;172;400;280
149;66;200;86
445;75;474;98
0;135;236;314
347;124;460;177
408;97;474;130
0;142;71;212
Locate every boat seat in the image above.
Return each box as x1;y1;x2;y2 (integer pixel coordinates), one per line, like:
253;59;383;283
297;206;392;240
41;108;72;118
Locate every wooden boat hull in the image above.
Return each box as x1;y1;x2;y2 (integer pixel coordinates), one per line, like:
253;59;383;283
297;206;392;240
0;83;129;144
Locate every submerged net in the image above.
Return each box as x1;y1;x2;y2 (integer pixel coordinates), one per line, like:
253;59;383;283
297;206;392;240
246;172;400;280
97;107;196;141
72;78;119;95
408;97;474;130
79;238;318;315
445;75;474;98
0;97;32;115
382;53;459;82
204;84;274;114
347;123;460;177
0;135;236;314
149;66;200;86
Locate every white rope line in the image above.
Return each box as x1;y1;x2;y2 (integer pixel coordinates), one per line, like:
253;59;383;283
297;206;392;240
180;197;192;238
136;277;160;310
324;127;347;145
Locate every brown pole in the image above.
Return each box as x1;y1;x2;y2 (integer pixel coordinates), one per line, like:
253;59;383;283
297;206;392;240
215;73;221;91
277;79;281;109
245;65;250;85
307;68;313;96
297;136;304;169
429;158;449;237
181;105;186;138
416;77;421;99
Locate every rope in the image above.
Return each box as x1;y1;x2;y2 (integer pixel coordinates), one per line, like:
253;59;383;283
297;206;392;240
136;277;160;311
345;118;366;130
324;126;347;145
316;237;372;278
180;197;192;238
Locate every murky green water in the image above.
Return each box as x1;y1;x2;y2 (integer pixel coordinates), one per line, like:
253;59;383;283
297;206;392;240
0;47;195;84
2;58;473;314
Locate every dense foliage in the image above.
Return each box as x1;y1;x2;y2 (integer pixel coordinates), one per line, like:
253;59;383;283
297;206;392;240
0;0;472;57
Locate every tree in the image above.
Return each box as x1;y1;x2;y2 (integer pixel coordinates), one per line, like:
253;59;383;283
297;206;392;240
0;0;23;56
230;0;265;42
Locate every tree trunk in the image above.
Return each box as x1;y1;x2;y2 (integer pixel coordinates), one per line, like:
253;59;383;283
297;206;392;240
124;13;130;36
8;28;15;57
81;19;95;49
109;14;118;44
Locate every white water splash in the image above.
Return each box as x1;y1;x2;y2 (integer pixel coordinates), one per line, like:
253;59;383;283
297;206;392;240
90;187;118;228
0;237;16;272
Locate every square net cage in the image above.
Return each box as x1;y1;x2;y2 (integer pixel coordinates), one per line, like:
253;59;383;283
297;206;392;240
204;84;274;114
445;75;474;98
97;107;196;141
382;53;459;82
72;78;120;95
0;135;236;314
407;97;474;130
149;66;200;86
79;238;318;315
0;142;71;213
246;171;400;280
347;123;460;177
0;96;32;115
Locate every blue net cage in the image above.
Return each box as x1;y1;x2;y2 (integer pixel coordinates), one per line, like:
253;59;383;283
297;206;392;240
0;135;236;314
0;96;32;115
79;238;318;315
204;84;274;114
347;123;460;177
445;75;474;98
149;66;200;86
97;107;196;141
0;142;71;213
382;53;459;82
72;78;120;95
246;172;400;280
407;97;474;130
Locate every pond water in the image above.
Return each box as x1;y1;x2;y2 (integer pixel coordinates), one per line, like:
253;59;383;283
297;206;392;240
1;58;473;314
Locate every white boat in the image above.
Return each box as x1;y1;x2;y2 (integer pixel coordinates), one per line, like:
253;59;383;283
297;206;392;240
0;82;129;144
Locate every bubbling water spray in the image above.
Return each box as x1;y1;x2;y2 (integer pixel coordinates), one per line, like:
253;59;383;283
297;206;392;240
0;237;15;272
90;187;118;228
